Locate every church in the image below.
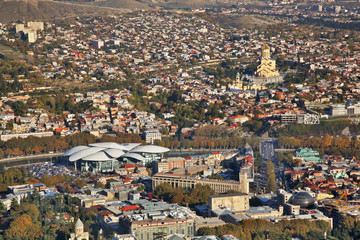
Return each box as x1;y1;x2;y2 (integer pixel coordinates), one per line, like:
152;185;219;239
242;43;284;90
255;44;280;78
69;219;89;240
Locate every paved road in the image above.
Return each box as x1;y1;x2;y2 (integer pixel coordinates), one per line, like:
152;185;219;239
258;138;286;192
0;153;63;163
260;139;276;160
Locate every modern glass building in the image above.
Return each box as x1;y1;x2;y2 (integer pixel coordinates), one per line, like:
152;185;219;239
63;142;169;173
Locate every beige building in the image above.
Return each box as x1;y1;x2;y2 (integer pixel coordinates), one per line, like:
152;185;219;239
195;217;227;231
15;21;44;43
152;172;248;194
255;44;280;78
244;43;284;87
154;157;186;173
27;21;44;31
208;193;249;216
69;219;89;240
80;196;106;208
123;216;195;240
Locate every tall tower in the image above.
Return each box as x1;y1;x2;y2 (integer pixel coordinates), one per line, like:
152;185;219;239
255;43;280;78
75;219;84;235
235;72;243;89
261;44;271;59
239;172;249;194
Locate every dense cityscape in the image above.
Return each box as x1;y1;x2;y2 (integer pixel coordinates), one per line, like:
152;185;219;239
1;0;360;239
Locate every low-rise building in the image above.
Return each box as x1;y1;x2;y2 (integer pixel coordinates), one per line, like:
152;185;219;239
208;193;249;216
152;172;249;194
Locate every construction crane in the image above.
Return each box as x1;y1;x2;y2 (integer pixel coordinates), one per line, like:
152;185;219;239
335;189;348;205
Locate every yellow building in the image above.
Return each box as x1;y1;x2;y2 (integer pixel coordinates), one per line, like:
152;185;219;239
208;193;249;216
255;44;280;78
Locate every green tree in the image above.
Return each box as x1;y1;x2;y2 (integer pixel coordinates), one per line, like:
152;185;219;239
189;184;215;204
197;227;216;236
266;161;276;192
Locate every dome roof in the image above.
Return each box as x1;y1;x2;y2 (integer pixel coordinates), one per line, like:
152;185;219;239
68;147;105;162
119;143;142;151
63;142;168;164
75;219;83;227
131;145;169;153
63;146;89;156
290;192;315;208
82;151;113;161
103;148;125;158
123;152;146;162
89;142;128;150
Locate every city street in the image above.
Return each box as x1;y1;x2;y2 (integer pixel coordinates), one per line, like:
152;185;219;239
256;138;284;192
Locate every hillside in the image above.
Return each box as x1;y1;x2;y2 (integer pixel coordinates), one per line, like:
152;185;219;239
93;0;149;9
0;0;117;23
213;14;281;29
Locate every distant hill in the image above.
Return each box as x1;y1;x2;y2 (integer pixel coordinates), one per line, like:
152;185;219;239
93;0;149;9
136;0;237;9
215;14;281;29
0;0;118;23
161;0;225;8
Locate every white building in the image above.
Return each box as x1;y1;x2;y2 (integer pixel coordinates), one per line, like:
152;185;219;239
145;131;161;144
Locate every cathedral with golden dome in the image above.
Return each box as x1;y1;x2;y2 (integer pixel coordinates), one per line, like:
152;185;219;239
255;44;280;78
241;43;284;90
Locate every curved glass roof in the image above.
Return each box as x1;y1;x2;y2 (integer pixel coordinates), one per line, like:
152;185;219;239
69;147;105;162
119;143;142;151
82;151;113;161
103;148;125;158
130;145;169;153
89;142;128;150
290;191;315;208
63;146;89;156
123;152;146;162
63;142;168;163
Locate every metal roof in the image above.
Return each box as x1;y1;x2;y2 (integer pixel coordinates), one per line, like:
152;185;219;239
123;152;146;162
63;142;168;163
103;148;125;158
68;147;105;162
63;146;89;156
119;143;142;151
130;145;169;153
82;151;113;161
89;142;128;150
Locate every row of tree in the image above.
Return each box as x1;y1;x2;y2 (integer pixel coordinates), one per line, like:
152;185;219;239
155;125;260;150
197;219;331;240
266;161;276;193
278;135;360;159
276;120;360;138
0;132;143;158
